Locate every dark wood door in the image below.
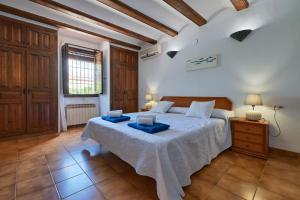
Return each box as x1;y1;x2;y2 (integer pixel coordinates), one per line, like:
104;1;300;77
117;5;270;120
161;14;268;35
111;47;126;110
0;47;26;135
110;46;138;113
0;16;26;47
26;25;57;52
26;50;57;133
0;16;58;136
124;51;138;113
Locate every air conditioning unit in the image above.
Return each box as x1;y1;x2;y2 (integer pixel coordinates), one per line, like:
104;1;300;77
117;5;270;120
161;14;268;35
140;44;162;59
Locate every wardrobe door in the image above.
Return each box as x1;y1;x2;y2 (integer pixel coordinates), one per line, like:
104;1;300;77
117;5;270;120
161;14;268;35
0;47;26;135
124;51;138;113
110;46;126;110
110;46;138;113
0;16;26;47
26;50;58;133
26;25;57;52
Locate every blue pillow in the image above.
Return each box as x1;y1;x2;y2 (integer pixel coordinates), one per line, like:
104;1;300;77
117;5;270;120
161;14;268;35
128;122;170;134
101;115;130;123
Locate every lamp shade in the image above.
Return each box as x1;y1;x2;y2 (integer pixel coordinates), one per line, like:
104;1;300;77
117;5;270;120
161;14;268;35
145;94;153;101
244;94;263;106
166;51;178;58
230;29;252;42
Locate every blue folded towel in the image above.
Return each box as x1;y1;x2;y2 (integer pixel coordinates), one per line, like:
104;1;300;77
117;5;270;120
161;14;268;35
128;122;170;134
101;115;130;123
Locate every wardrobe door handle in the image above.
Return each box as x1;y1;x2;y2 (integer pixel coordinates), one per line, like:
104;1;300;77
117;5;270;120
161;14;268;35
23;88;26;95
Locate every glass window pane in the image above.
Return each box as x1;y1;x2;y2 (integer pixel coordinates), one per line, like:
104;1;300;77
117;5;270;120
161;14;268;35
67;58;98;95
64;46;101;96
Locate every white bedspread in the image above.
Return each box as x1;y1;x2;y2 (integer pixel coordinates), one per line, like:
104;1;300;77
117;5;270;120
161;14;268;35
81;112;232;200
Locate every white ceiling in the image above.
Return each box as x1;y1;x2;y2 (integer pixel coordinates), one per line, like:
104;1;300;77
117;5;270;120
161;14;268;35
0;0;250;49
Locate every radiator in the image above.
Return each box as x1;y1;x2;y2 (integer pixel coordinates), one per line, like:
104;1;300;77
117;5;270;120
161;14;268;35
65;104;97;126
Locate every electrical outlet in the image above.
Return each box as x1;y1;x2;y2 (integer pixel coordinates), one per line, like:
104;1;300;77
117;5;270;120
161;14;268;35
273;105;283;110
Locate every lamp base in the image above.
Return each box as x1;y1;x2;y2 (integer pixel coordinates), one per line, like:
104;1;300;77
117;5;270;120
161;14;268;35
145;102;152;109
246;110;262;121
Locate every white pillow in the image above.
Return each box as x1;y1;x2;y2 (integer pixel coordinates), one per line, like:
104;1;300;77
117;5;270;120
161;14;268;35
150;101;174;113
211;109;234;120
185;101;215;118
168;107;189;114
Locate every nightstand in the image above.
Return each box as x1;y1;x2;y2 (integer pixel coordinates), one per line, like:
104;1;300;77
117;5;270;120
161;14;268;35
141;108;150;112
230;117;269;159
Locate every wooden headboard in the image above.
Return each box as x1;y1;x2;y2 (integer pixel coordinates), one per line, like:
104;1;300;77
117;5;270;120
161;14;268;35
160;96;233;111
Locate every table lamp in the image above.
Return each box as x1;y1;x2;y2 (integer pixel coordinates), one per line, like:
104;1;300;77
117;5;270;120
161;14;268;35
145;94;153;109
244;94;263;121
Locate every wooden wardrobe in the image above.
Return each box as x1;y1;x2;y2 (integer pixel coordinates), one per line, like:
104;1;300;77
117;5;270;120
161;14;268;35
0;16;58;136
110;46;138;113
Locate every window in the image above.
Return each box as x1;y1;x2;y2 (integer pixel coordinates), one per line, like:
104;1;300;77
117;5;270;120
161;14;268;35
62;44;102;96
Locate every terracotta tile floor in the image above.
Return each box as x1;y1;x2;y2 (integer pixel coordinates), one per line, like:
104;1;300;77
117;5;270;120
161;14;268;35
0;127;300;200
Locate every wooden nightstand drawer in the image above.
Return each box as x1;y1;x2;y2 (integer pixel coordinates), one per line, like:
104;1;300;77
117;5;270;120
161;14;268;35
234;140;264;153
234;123;263;135
234;132;263;144
230;117;269;159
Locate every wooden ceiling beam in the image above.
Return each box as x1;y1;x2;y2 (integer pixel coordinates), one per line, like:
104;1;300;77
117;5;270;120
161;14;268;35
0;3;141;50
163;0;207;26
29;0;157;44
230;0;249;11
97;0;178;37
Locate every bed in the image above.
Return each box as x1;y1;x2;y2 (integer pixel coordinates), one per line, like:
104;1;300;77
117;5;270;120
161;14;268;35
81;96;233;200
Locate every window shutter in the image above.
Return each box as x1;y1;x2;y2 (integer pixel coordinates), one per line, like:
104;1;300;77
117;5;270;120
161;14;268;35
62;44;69;95
61;43;103;96
95;51;103;94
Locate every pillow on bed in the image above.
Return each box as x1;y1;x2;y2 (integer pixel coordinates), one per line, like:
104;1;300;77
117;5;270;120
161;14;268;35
150;101;174;113
185;101;215;118
211;109;234;120
168;107;189;114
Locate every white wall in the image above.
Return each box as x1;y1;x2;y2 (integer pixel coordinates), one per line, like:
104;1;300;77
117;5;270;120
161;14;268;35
58;30;103;113
99;42;111;115
57;30;111;130
0;12;112;131
139;0;300;153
